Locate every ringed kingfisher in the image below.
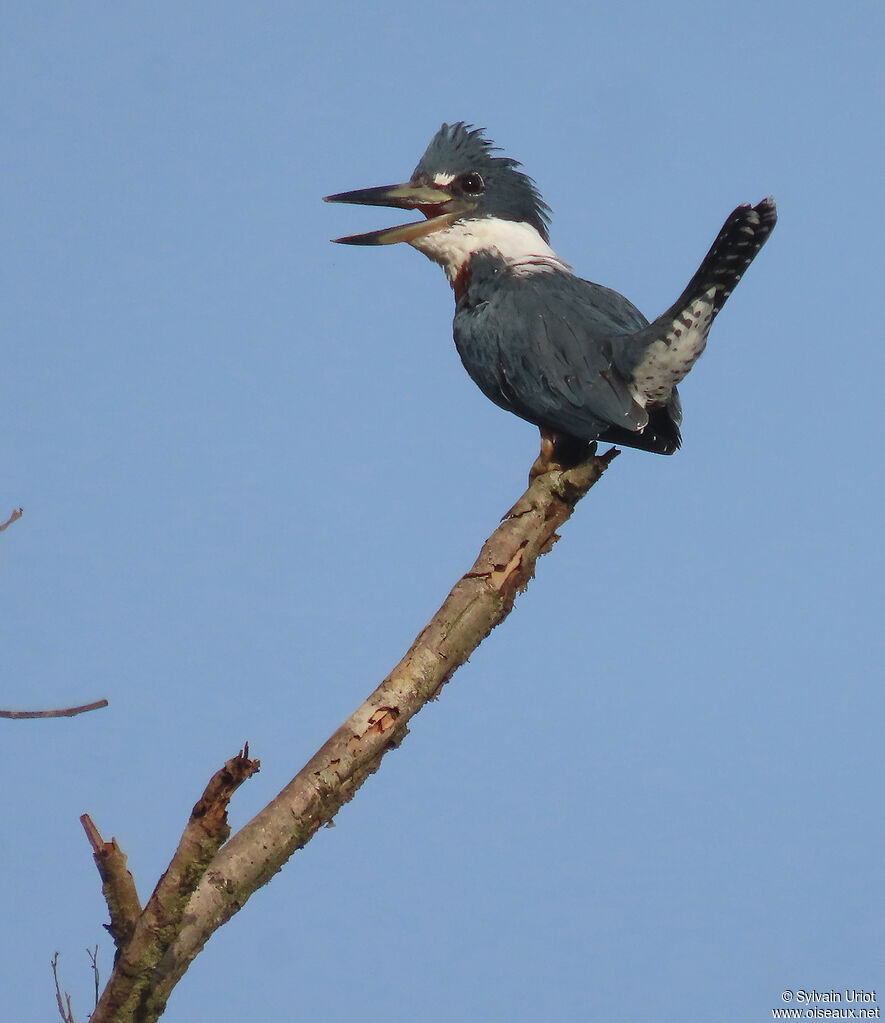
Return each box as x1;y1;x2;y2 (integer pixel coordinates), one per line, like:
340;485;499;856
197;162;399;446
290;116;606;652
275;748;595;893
325;123;776;475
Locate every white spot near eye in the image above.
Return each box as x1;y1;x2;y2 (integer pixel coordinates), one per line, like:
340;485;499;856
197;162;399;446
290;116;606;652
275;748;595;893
432;172;456;187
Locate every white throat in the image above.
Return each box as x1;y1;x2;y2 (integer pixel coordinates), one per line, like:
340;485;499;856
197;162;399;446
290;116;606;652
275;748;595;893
409;217;567;282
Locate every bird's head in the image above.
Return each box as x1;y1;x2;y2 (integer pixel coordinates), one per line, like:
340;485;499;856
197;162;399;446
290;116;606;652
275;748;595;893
324;123;552;272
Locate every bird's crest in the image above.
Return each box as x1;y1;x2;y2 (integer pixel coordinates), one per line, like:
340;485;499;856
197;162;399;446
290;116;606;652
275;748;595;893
414;123;551;242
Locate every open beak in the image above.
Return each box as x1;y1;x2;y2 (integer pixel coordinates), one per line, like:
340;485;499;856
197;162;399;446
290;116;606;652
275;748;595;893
323;181;469;245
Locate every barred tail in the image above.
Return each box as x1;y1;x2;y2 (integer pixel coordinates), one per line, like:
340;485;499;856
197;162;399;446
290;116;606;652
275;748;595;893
673;197;777;319
615;198;777;405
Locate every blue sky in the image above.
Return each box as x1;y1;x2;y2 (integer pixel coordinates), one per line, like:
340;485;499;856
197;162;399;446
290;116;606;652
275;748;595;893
3;3;883;1021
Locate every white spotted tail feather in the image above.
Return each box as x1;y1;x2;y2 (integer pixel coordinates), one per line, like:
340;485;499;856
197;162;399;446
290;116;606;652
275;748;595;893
620;198;778;406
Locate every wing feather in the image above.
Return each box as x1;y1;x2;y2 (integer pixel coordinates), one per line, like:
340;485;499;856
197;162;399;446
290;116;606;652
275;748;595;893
454;257;649;441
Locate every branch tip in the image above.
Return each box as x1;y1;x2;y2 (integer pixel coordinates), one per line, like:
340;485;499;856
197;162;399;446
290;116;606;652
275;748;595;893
0;507;22;531
80;813;104;855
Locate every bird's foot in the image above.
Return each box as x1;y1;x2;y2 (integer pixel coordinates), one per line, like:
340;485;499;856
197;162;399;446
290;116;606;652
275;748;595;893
529;433;558;482
504;432;596;519
529;430;595;482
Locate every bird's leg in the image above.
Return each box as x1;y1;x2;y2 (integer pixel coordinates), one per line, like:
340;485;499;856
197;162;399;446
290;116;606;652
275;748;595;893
529;428;558;480
529;429;594;481
504;430;598;520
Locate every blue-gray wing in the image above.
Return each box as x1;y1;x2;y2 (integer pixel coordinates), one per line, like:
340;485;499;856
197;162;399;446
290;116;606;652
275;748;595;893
453;256;650;441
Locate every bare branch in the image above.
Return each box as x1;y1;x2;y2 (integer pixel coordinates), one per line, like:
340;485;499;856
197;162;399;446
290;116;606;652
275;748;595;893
0;699;108;720
88;747;259;1023
86;450;616;1022
80;814;142;951
0;507;22;531
150;450;615;1014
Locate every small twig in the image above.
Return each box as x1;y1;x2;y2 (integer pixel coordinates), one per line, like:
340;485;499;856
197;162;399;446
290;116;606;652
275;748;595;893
86;946;100;1009
51;952;76;1023
0;699;108;719
0;507;22;531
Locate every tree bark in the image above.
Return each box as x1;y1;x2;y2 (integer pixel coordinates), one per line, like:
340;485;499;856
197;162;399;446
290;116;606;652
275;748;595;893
86;448;616;1022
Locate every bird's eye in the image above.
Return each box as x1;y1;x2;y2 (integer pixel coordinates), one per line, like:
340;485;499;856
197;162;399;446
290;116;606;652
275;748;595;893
459;172;485;195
